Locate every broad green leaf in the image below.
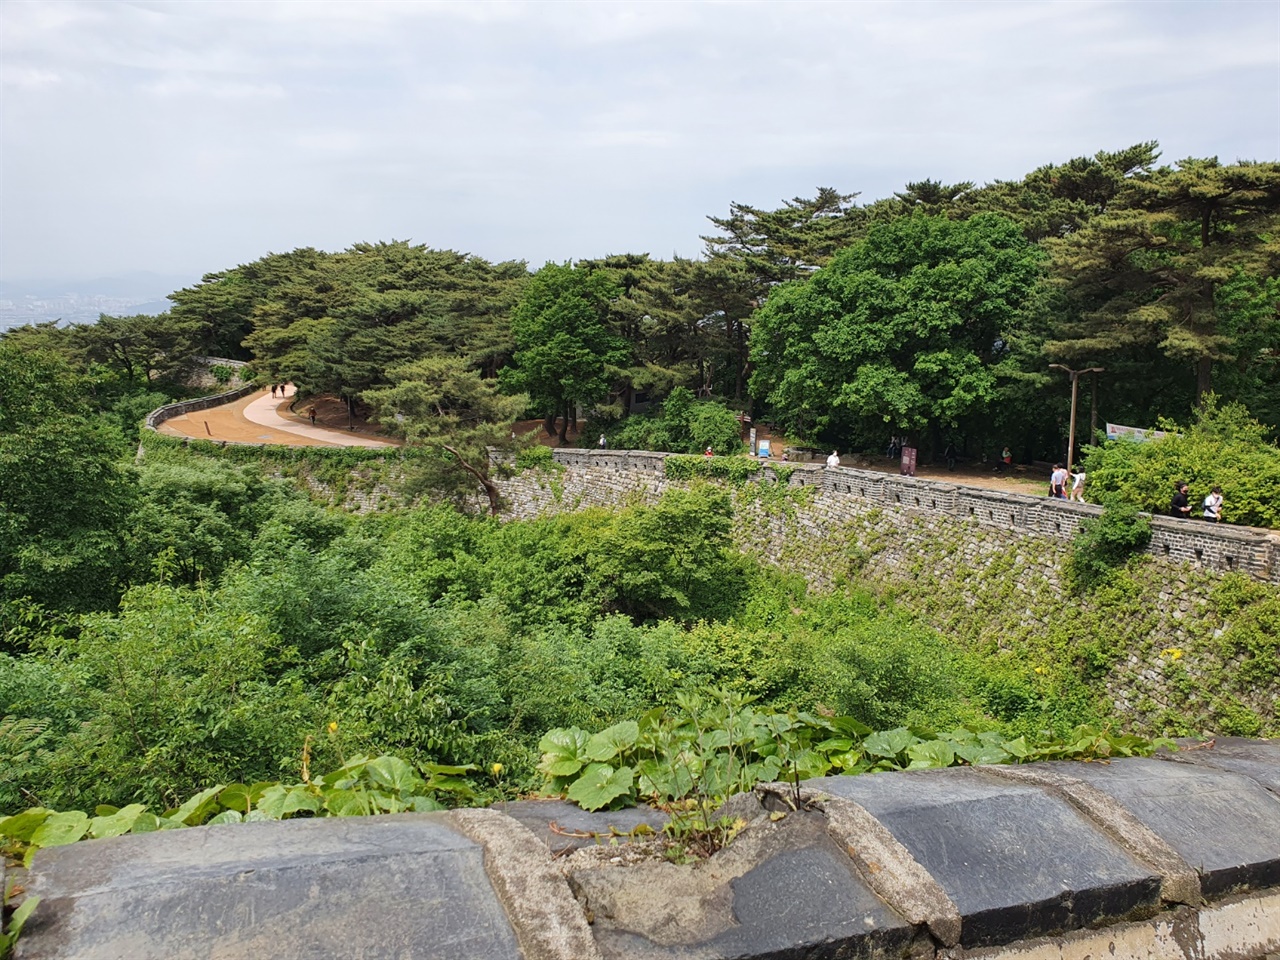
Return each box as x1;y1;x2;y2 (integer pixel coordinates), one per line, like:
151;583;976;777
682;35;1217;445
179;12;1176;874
815;737;853;754
94;804;119;817
171;784;225;826
206;810;243;825
636;758;693;800
537;727;590;777
585;720;639;762
407;796;446;812
696;728;731;752
828;716;873;738
1004;736;1031;759
364;756;422;794
906;740;957;769
954;742;1009;766
420;762;477;777
790;748;833;781
129;812;162;833
30;811;90;848
863;727;916;759
565;763;635;812
0;808;52;842
89;804;147;839
248;783;319;818
218;784;252;814
321;788;371;817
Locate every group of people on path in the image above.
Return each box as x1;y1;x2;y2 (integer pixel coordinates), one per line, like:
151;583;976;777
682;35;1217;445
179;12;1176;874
1171;482;1224;522
1048;464;1087;502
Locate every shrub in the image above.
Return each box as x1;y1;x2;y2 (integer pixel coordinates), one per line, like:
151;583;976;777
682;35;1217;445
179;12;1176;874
605;387;745;456
1082;397;1280;527
1067;500;1152;592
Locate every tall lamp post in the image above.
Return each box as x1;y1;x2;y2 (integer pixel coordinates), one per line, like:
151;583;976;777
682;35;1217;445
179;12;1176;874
1049;364;1104;470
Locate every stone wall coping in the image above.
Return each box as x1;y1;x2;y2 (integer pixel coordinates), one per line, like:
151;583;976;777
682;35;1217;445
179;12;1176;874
544;448;1279;582
13;748;1280;960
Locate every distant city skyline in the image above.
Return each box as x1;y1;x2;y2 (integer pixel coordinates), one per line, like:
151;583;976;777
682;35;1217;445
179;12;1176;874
2;0;1278;286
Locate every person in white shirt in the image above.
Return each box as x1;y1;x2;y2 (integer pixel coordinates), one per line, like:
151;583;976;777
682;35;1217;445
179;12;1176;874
1203;486;1223;522
1049;464;1069;499
826;450;840;467
1070;469;1086;502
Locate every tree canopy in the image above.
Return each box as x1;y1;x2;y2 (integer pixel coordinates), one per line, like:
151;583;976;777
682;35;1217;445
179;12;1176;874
750;213;1044;443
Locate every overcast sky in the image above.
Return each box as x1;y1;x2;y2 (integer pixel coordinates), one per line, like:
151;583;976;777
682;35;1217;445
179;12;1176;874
2;0;1277;286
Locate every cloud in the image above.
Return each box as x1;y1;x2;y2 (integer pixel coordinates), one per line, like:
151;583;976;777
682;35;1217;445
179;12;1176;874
1;0;1276;282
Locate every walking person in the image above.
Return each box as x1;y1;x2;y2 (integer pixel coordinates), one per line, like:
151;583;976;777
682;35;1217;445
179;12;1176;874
1049;464;1069;499
1202;486;1223;522
308;406;317;425
270;384;277;398
826;450;840;467
943;440;957;471
1070;468;1087;502
1170;482;1192;519
598;434;607;449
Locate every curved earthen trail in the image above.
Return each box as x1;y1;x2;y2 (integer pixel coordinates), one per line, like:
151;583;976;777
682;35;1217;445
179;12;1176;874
158;385;395;449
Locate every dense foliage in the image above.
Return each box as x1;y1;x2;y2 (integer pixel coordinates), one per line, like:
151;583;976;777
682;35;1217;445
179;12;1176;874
1082;398;1280;528
9;142;1274;471
604;387;745;456
1067;501;1153;592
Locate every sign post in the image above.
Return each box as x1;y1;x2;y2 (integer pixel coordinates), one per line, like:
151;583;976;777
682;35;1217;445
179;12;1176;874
900;446;917;476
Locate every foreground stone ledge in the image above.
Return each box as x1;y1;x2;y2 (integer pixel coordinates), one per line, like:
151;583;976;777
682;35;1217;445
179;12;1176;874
804;766;1163;948
16;814;522;960
1059;756;1280;898
11;749;1280;959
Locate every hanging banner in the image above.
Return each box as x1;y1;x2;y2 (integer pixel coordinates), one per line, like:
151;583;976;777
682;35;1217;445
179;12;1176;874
1106;423;1181;443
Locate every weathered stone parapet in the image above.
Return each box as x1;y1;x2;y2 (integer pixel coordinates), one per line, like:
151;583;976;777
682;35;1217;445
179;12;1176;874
143;382;258;432
14;747;1279;959
516;450;1279;583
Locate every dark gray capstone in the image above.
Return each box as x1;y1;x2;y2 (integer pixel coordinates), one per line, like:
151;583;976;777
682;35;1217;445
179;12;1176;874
16;813;521;960
495;799;670;854
1158;737;1280;797
568;810;915;960
806;767;1162;948
1056;755;1280;897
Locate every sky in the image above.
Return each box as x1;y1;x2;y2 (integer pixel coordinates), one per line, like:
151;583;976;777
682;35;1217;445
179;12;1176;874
2;0;1278;288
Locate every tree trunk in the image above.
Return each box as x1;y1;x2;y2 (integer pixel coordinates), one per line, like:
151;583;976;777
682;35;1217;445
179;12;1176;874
1196;355;1213;405
558;401;569;444
543;413;557;437
440;443;502;516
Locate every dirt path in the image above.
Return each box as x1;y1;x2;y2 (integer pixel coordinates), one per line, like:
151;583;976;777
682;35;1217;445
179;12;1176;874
158;385;396;448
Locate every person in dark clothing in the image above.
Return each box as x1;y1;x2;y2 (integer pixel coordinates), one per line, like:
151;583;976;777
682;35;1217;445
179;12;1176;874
943;441;957;471
1170;482;1192;519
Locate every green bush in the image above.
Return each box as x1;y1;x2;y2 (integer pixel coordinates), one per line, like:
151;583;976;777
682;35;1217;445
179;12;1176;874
606;388;745;456
1067;500;1152;592
1083;397;1280;527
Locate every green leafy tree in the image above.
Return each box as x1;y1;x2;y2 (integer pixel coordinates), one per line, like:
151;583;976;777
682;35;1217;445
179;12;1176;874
1046;157;1280;404
501;263;629;443
364;357;528;515
750;213;1044;445
0;348;134;612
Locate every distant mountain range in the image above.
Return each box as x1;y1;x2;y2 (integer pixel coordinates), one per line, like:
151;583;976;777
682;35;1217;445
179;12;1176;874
0;272;199;331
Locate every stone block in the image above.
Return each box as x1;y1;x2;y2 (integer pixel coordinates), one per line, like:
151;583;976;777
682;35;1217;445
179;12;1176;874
16;813;520;960
492;799;669;854
1054;756;1280;897
566;810;914;959
1158;737;1280;796
806;767;1162;948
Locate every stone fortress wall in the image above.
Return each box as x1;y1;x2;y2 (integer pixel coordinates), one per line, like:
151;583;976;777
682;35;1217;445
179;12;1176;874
506;449;1278;584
